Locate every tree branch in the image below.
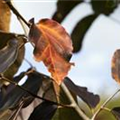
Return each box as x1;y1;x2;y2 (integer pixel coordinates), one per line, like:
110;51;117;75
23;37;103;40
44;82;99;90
91;89;120;120
5;0;31;28
0;73;71;108
61;83;90;120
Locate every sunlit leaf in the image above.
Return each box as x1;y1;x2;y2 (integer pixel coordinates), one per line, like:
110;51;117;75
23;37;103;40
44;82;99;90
111;49;120;84
0;0;11;32
91;0;117;15
52;0;82;23
28;101;57;120
71;14;98;52
29;18;74;85
64;77;100;108
0;39;18;73
112;107;120;120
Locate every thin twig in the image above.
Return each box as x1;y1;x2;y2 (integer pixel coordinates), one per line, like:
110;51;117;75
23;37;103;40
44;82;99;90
8;100;24;120
91;89;120;120
17;17;28;36
61;83;90;120
25;67;35;75
0;74;72;108
102;107;111;112
5;0;31;28
5;0;35;48
24;58;34;68
17;18;35;48
18;42;25;50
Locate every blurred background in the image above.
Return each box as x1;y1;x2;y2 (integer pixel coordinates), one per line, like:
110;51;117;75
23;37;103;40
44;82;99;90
10;0;120;97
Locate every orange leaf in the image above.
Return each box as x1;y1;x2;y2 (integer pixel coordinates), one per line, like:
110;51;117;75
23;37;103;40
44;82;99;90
111;49;120;84
29;19;74;85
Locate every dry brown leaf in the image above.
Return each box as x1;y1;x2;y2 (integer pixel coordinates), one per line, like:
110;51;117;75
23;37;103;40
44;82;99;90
0;0;11;32
29;19;74;85
111;49;120;84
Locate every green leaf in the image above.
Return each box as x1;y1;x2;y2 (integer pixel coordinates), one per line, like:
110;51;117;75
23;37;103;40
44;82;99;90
71;14;98;53
52;0;83;23
53;80;82;120
91;0;117;15
64;77;100;109
28;102;57;120
112;107;120;120
53;108;83;120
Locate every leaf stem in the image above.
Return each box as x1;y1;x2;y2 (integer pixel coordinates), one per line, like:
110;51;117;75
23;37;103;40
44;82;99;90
91;89;120;120
61;83;90;120
8;100;24;120
102;107;111;112
17;17;28;36
24;58;34;68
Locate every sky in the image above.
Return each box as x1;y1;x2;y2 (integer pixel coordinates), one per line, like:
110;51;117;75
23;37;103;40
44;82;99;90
10;1;120;96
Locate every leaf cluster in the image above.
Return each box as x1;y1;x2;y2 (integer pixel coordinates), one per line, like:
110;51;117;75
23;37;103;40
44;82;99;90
0;0;120;120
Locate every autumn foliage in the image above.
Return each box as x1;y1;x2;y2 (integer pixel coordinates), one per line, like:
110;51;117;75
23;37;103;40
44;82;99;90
0;0;120;120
